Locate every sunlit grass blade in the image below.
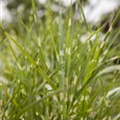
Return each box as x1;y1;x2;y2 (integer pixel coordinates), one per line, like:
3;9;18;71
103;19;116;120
4;32;57;90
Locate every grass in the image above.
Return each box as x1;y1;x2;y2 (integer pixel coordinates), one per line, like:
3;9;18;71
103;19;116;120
0;1;120;120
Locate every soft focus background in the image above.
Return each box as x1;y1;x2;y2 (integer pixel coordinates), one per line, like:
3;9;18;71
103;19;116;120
0;0;120;23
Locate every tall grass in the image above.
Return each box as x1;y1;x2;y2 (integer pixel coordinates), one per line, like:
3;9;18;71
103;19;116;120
0;1;120;120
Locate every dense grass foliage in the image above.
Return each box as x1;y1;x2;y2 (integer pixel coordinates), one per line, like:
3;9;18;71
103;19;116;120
0;1;120;120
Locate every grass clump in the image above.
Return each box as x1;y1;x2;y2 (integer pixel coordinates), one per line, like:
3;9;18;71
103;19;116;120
0;2;120;120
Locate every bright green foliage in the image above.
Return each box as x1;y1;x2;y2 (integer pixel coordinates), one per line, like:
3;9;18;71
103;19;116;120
0;2;120;120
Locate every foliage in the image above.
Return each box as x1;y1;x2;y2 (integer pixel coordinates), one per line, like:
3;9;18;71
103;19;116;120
0;1;120;120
